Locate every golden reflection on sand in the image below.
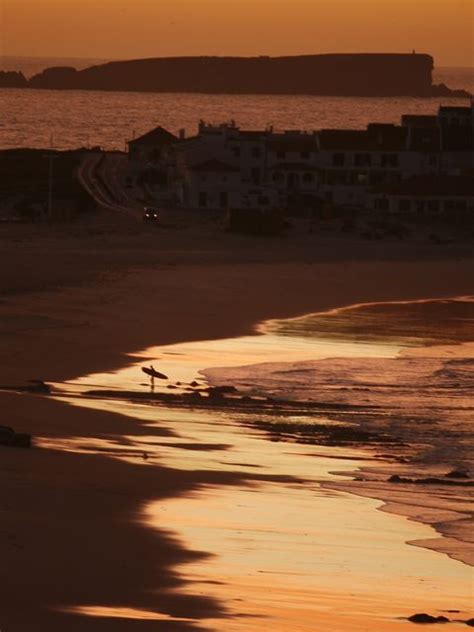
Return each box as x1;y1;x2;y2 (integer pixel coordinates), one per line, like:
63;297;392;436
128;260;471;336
49;297;473;630
46;398;473;630
62;606;194;622
144;484;472;631
63;329;401;397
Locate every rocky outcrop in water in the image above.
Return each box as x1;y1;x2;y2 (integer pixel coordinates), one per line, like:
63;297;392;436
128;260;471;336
0;71;27;88
3;54;470;97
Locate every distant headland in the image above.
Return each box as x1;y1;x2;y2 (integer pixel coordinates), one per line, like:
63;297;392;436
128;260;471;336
0;53;470;97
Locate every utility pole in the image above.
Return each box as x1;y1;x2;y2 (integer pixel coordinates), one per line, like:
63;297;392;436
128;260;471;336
43;152;58;222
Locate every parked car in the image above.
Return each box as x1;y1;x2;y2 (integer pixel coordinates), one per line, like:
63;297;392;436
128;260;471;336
143;207;159;221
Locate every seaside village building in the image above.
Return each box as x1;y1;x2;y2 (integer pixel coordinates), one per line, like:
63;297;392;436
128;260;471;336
127;103;474;218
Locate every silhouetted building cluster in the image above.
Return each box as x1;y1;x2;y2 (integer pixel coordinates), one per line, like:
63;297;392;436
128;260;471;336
128;103;474;218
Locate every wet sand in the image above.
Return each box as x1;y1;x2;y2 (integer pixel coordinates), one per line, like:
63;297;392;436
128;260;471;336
1;218;473;630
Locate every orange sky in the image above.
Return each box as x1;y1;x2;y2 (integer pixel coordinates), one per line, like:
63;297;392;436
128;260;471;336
1;0;473;66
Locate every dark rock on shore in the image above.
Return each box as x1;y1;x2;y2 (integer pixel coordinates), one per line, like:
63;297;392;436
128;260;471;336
0;426;32;448
408;613;450;624
388;474;473;486
445;469;470;479
27;380;51;393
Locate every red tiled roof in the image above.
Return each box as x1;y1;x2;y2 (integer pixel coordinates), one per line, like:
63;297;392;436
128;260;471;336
128;126;178;146
373;175;474;197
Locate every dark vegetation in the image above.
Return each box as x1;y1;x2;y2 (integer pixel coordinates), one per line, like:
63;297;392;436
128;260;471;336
0;149;96;221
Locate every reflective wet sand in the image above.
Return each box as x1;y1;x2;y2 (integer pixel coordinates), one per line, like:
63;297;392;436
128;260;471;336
45;297;473;630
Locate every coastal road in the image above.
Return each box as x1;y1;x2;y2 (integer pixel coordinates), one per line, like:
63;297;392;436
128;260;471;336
77;152;144;218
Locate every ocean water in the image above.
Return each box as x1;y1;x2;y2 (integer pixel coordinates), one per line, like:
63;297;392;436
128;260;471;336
0;58;472;150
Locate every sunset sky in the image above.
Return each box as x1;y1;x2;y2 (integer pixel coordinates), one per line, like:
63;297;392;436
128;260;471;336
1;0;473;67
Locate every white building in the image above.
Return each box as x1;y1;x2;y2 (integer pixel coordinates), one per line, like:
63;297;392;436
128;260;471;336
128;104;473;214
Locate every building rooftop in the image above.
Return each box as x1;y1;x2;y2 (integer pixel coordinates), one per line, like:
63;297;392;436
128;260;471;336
401;115;438;127
319;127;407;151
438;106;473;114
128;126;178;147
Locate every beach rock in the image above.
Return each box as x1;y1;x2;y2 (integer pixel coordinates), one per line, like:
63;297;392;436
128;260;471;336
465;618;474;627
445;469;470;479
408;613;450;624
207;389;224;400
0;426;32;448
388;474;473;487
26;380;51;393
388;474;407;483
206;385;238;395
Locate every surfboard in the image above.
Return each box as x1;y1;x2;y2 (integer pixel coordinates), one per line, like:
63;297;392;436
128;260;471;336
142;367;168;380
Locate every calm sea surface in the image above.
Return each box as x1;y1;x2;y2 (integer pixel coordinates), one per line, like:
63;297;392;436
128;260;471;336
0;58;472;150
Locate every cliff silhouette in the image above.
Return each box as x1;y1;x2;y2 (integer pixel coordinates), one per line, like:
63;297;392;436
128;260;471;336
0;71;27;88
1;54;470;97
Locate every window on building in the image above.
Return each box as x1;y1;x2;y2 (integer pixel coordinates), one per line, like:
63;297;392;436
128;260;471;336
252;146;261;158
416;200;425;214
445;200;466;211
251;167;261;184
258;195;269;206
354;153;372;167
200;175;207;182
301;151;310;160
429;155;438;167
219;192;228;208
374;197;389;211
198;192;207;207
287;173;299;188
231;146;241;157
303;172;314;183
427;200;439;212
381;154;399;167
276;150;286;160
398;199;411;212
332;153;345;167
273;171;284;182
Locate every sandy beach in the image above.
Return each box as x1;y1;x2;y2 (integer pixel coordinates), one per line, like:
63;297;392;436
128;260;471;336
1;211;473;631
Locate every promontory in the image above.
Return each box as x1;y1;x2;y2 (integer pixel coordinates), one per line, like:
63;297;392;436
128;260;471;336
1;54;470;97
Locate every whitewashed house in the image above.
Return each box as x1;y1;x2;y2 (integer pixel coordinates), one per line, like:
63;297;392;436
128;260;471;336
128;104;473;215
